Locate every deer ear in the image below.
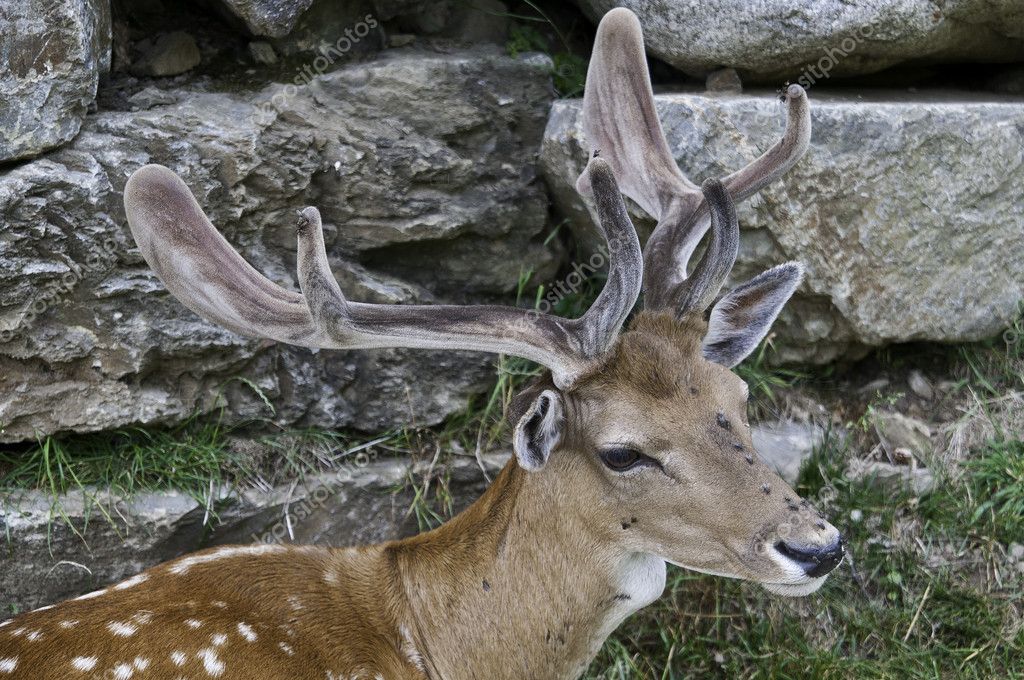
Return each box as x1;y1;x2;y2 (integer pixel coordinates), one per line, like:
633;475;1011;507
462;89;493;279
702;263;803;368
512;389;564;471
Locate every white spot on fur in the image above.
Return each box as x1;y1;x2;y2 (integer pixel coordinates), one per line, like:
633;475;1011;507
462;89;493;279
322;568;338;585
9;628;24;637
170;651;186;666
111;662;134;679
131;611;154;626
286;595;303;611
278;641;294;656
0;658;17;673
0;621;9;629
72;656;98;671
60;620;80;628
75;588;107;601
114;574;149;590
107;621;138;637
237;622;257;642
169;545;284;575
26;629;43;641
33;605;53;613
211;632;227;646
197;647;225;676
185;618;203;629
399;625;425;672
212;601;228;609
133;657;150;671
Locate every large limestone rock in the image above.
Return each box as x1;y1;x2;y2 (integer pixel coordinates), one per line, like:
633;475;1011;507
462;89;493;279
0;0;112;161
215;0;316;37
0;47;560;443
541;91;1024;363
574;1;1024;81
0;452;508;613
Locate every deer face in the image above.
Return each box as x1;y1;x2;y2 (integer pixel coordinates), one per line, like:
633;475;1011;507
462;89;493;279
511;312;843;597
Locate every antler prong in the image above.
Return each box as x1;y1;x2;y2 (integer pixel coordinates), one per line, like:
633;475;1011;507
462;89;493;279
576;9;810;317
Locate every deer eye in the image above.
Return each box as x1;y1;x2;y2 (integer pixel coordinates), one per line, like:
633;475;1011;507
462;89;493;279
599;447;648;472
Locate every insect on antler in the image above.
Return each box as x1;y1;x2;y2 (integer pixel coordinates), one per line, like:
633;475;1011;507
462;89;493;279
124;156;641;390
575;7;810;313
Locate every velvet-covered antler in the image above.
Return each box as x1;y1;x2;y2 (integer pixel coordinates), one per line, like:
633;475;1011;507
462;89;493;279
575;7;809;315
124;157;641;390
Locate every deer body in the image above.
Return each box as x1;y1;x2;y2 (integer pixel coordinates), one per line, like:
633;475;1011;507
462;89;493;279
2;8;847;678
1;454;665;680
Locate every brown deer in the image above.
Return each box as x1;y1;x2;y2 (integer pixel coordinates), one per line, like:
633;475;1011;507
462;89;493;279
0;8;841;679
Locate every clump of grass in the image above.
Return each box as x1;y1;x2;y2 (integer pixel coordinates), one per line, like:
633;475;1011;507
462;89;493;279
734;336;806;419
504;2;588;97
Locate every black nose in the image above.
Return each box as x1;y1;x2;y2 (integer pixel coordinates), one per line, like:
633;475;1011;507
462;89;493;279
775;536;846;578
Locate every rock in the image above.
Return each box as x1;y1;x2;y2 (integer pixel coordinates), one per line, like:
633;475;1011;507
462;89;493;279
846;459;936;495
131;31;201;77
215;0;315;37
541;92;1024;362
0;451;510;613
705;68;742;94
248;40;278;64
870;410;932;461
267;1;381;59
908;370;934;400
573;1;1024;82
127;86;178;110
0;47;560;443
0;0;112;162
751;421;825;485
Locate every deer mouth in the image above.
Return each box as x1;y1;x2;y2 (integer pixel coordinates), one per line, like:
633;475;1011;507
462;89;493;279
762;576;830;597
759;535;846;596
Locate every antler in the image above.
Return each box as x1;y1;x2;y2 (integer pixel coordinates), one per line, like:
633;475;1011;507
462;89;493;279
124;157;641;390
575;7;810;314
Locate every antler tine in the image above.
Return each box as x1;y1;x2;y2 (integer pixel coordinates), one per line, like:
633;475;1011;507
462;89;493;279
574;7;698;219
574;7;810;315
575;156;643;354
668;179;740;317
125;161;641;391
722;84;811;203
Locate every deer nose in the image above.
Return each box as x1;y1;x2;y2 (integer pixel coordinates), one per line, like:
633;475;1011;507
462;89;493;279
774;536;846;578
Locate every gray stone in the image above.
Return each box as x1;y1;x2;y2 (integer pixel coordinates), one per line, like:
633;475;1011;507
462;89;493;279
215;0;315;37
0;451;510;613
541;91;1024;363
248;40;278;65
0;48;560;443
908;370;934;401
0;0;112;162
131;31;201;77
574;1;1024;82
751;421;825;485
705;68;742;94
870;410;932;461
846;459;936;496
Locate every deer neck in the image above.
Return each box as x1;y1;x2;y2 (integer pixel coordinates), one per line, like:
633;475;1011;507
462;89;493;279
392;459;666;680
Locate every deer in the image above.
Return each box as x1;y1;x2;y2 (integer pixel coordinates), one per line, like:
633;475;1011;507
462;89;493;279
0;8;842;680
